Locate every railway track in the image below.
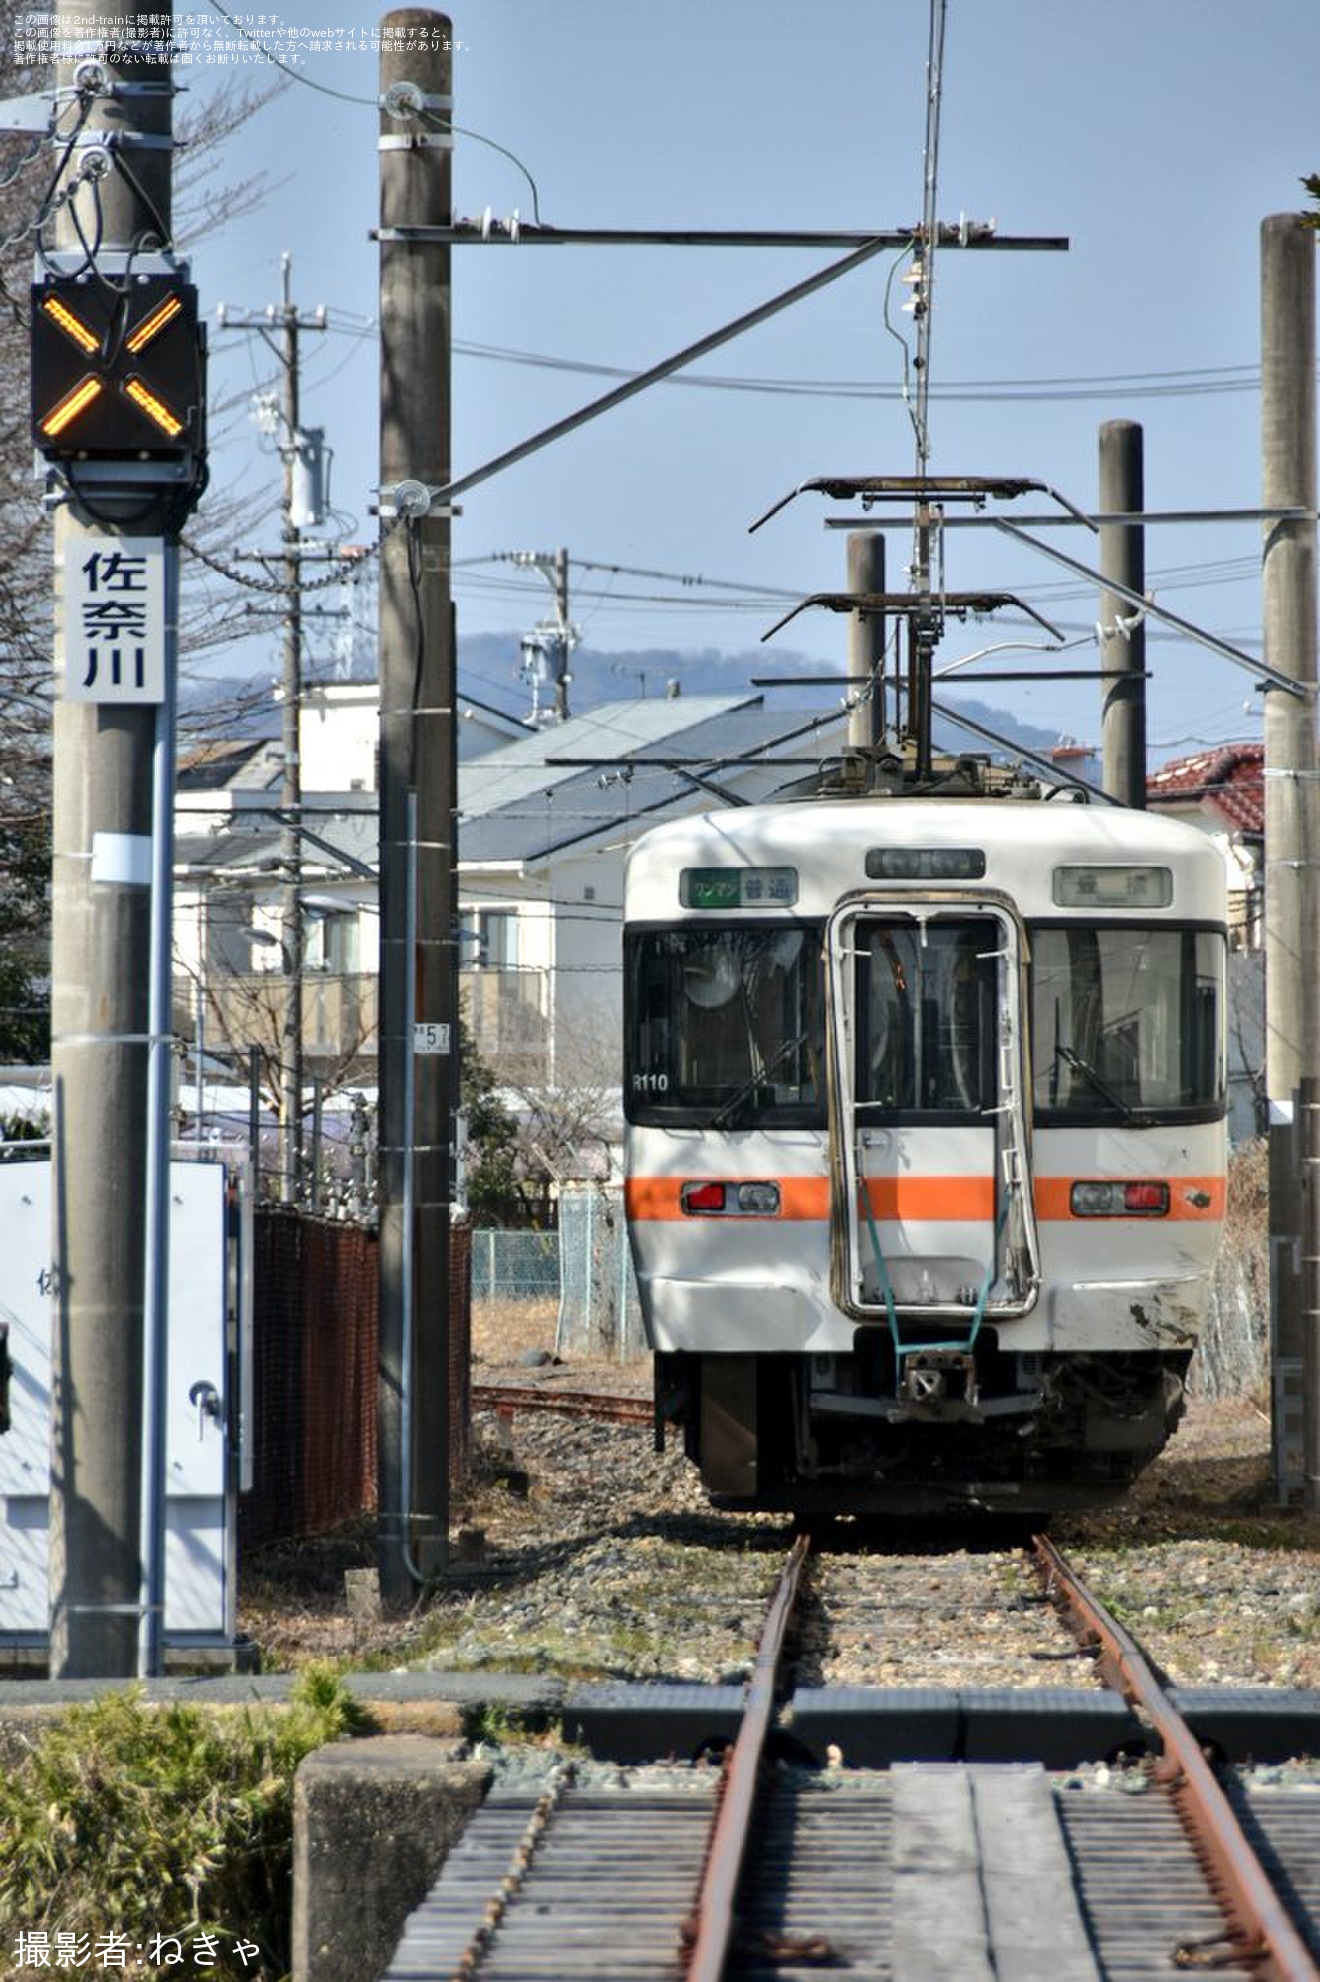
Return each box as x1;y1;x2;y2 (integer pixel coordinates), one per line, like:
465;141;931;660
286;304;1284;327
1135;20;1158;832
385;1533;1320;1981
472;1381;653;1427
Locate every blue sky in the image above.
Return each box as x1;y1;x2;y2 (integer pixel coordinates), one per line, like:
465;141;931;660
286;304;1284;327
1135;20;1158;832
188;0;1320;757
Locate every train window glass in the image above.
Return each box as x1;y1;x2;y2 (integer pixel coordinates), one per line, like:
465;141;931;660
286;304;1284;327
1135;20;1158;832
1031;925;1225;1120
856;918;995;1116
624;923;825;1126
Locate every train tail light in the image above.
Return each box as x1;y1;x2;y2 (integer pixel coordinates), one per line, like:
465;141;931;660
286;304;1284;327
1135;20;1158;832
1070;1180;1170;1218
681;1180;782;1217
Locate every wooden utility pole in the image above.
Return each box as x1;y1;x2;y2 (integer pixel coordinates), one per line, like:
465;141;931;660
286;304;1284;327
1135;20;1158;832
378;7;455;1602
277;256;306;1206
552;547;571;722
1260;213;1319;1511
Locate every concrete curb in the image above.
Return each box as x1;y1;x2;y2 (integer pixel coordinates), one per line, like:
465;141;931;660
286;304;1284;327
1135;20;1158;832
292;1736;492;1982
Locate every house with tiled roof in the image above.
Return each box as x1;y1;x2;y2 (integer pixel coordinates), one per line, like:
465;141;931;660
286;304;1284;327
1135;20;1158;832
1147;743;1264;951
1146;742;1266;1140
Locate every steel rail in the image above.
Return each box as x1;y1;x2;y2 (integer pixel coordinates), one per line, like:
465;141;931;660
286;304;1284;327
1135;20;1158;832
471;1382;652;1426
1033;1534;1318;1982
681;1532;812;1982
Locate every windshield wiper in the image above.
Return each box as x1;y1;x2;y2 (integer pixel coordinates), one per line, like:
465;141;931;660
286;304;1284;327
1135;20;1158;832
712;1031;811;1129
1055;1044;1135;1123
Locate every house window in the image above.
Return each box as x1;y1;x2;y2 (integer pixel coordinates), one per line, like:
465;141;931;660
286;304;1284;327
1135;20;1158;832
304;909;359;974
463;908;516;970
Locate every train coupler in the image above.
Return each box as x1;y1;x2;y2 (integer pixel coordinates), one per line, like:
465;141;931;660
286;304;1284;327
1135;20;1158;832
899;1350;980;1414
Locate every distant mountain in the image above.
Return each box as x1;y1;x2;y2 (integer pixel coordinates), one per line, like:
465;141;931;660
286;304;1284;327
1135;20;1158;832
458;630;1071;765
183;632;1074;767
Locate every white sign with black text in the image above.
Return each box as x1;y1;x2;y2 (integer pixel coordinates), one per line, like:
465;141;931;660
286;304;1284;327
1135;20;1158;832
59;532;168;705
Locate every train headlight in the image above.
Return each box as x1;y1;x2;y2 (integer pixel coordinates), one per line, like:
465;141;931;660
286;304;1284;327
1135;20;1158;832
680;1180;782;1217
1070;1180;1170;1217
736;1181;782;1215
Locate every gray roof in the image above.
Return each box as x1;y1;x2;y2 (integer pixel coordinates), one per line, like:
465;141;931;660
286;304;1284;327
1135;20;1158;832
178;695;852;881
177;798;377;882
459;695;849;868
458;695;755;823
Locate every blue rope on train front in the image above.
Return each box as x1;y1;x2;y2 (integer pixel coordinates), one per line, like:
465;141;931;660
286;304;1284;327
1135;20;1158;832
858;1182;1006;1371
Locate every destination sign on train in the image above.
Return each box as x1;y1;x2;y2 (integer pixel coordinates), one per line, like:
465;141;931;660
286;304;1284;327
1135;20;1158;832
680;867;799;910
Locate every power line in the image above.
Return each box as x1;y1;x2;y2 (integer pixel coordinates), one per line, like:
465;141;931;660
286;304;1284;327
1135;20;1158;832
451;336;1274;403
289;314;1277;405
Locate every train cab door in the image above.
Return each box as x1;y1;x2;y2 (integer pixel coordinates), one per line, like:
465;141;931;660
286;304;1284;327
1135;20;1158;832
828;901;1039;1363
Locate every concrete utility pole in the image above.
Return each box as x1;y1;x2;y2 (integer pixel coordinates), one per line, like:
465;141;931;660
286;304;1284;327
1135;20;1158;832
217;261;327;1200
513;547;574;722
551;546;571;722
42;0;200;1674
1260;213;1319;1511
378;7;455;1602
1098;421;1147;808
277;256;307;1205
846;533;886;753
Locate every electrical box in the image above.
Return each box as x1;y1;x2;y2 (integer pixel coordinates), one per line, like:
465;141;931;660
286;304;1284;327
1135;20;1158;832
0;1157;244;1663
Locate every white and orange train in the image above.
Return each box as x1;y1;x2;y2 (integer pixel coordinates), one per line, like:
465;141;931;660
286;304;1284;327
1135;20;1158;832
623;780;1228;1517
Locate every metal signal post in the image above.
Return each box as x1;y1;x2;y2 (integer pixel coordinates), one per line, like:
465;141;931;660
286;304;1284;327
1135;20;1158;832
40;0;205;1677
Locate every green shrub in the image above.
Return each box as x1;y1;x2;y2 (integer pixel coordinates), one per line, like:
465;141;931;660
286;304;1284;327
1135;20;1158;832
0;1667;366;1979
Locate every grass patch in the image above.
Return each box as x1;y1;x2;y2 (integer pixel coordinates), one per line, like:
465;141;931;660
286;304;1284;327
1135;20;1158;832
1207;1518;1320;1552
0;1668;366;1979
461;1703;573;1750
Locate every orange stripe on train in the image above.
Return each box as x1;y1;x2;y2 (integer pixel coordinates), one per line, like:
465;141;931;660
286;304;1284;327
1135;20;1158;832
625;1175;993;1221
625;1174;1226;1222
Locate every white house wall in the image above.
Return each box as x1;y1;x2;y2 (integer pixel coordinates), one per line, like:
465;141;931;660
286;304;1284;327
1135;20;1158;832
299;680;528;793
300;684;378;793
547;848;624;1065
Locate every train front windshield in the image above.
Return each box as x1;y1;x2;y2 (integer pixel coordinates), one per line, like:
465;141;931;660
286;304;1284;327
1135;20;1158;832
625;924;825;1126
1031;925;1225;1121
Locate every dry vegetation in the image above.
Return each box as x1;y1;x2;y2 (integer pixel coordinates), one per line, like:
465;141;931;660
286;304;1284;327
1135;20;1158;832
239;1138;1310;1680
238;1266;1319;1683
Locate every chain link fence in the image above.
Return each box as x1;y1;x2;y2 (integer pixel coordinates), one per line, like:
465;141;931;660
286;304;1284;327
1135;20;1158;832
469;1227;561;1304
556;1183;645;1360
1193;1137;1269;1401
471;1184;645;1362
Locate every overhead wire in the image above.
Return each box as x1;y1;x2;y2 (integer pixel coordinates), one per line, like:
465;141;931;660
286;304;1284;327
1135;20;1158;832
172;6;1272;726
263;301;1271;404
448;335;1271;403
